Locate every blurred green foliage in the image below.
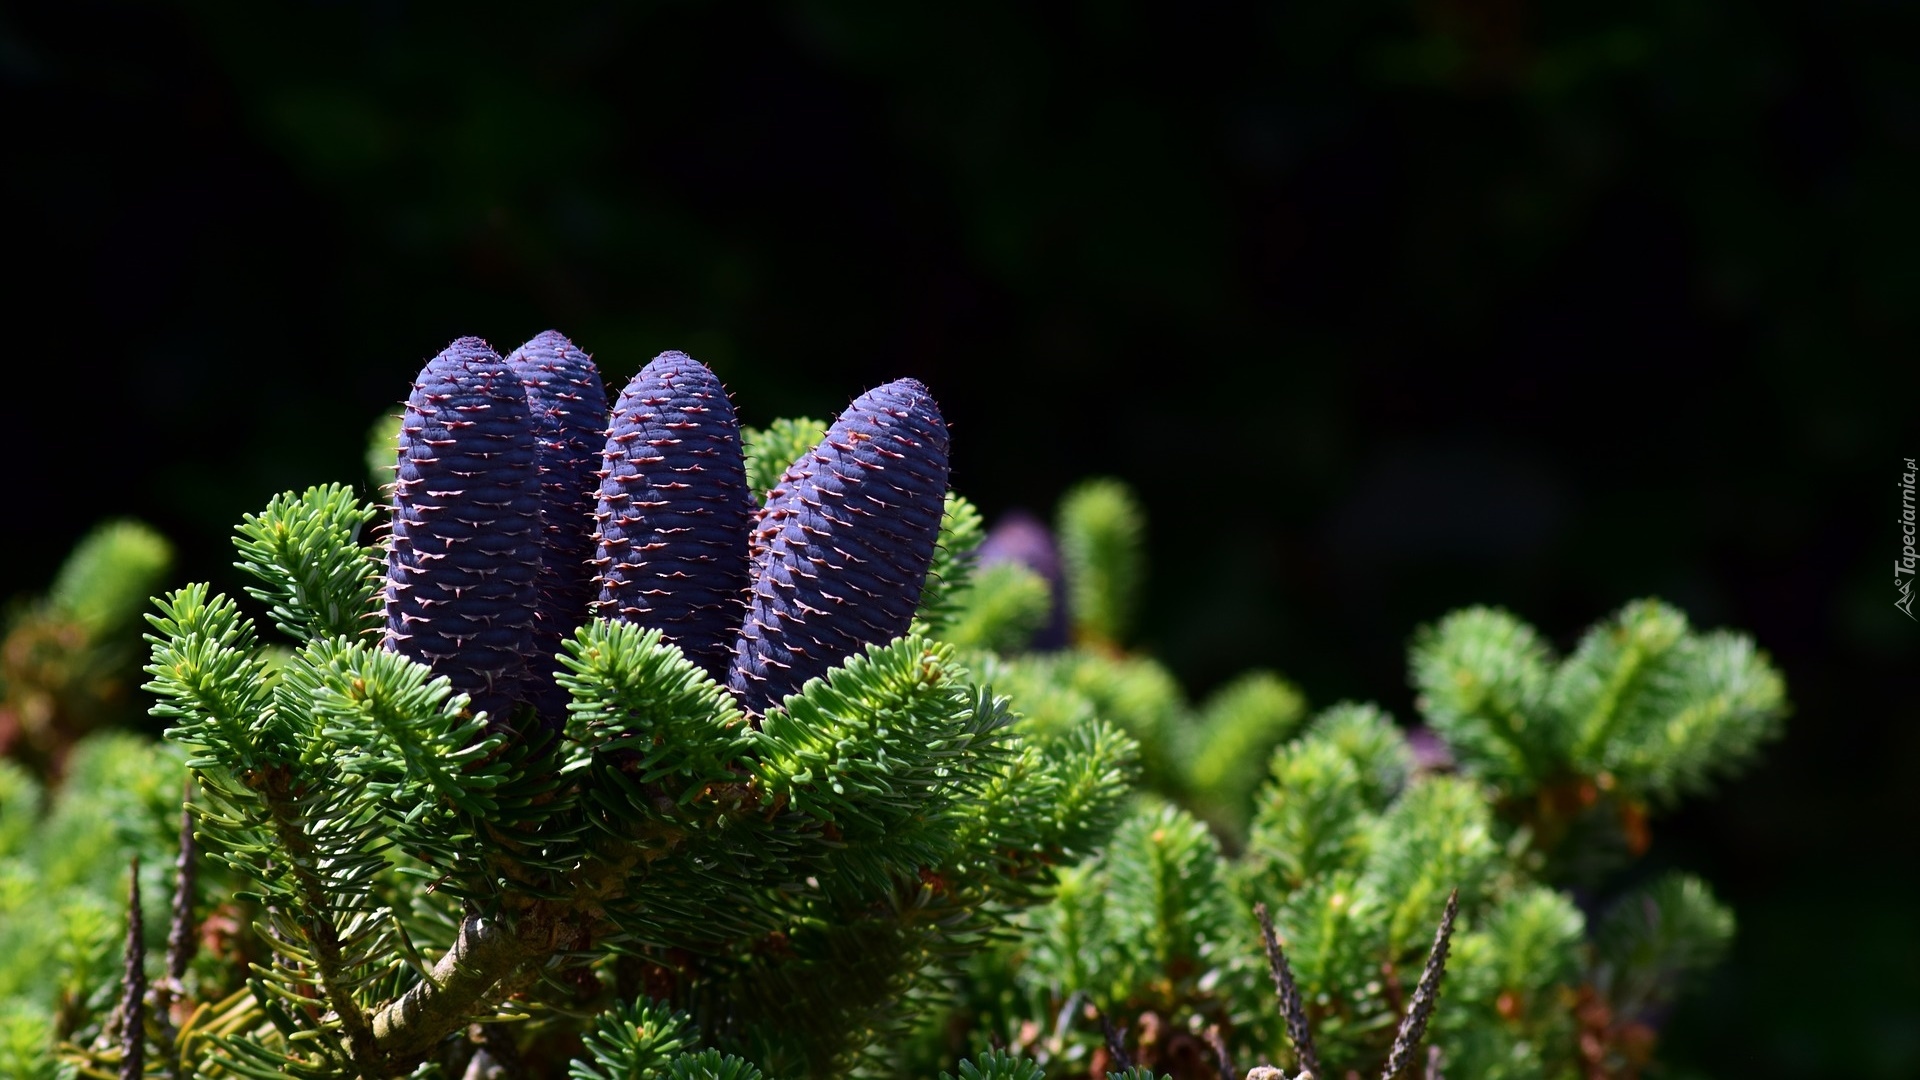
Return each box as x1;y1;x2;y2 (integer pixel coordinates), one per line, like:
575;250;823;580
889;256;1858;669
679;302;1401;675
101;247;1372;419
912;481;1772;1079
0;733;190;1075
1;521;173;775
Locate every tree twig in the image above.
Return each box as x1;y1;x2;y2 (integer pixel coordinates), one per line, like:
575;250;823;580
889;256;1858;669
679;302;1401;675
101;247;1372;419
1203;1023;1236;1080
121;858;145;1080
1255;902;1322;1080
1094;1001;1134;1072
369;909;547;1059
1381;889;1458;1080
167;787;198;986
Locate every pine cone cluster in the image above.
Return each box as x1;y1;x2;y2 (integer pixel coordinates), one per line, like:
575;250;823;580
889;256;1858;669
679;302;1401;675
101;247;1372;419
382;333;948;729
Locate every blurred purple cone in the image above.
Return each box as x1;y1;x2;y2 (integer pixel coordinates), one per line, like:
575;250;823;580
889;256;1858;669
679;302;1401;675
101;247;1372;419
1405;725;1457;774
975;508;1069;651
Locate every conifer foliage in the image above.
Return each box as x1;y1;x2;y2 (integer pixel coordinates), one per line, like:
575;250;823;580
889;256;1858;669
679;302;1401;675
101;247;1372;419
12;336;1788;1080
0;519;172;773
914;482;1787;1080
123;333;1138;1079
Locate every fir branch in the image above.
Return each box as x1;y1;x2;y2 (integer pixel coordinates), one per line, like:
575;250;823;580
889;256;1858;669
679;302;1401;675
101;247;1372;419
50;519;175;639
1479;886;1584;1007
1591;872;1733;1018
143;585;280;772
953;716;1137;901
937;560;1052;653
367;833;653;1061
1037;718;1140;860
1556;599;1689;769
752;637;1012;886
570;996;699;1080
1030;866;1113;1007
1254;901;1323;1080
1408;607;1555;790
370;910;550;1060
1104;804;1241;1006
1304;703;1413;810
1605;630;1787;804
942;1049;1047;1080
662;1049;766;1080
1057;479;1144;649
1364;777;1495;955
557;620;749;793
231;484;380;643
259;778;390;1072
1380;888;1456;1080
1051;651;1185;791
1248;739;1369;891
1185;671;1307;830
285;638;507;820
692;900;951;1076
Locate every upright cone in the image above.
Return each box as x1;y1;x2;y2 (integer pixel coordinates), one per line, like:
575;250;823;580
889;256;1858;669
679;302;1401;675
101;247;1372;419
727;377;949;717
384;337;542;725
593;351;754;680
507;330;609;723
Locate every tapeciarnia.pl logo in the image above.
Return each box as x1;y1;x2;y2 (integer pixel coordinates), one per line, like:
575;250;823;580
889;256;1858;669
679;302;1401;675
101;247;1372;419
1899;457;1917;620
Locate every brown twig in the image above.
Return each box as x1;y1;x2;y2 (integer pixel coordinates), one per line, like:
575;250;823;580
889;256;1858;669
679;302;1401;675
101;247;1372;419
369;909;550;1059
1203;1023;1236;1080
1094;1001;1134;1072
1381;889;1458;1080
1254;902;1322;1080
121;858;145;1080
150;787;200;1080
166;786;198;985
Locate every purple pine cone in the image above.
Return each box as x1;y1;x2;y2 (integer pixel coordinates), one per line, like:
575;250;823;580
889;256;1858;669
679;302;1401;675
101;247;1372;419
384;337;543;725
593;351;754;679
728;378;950;717
507;330;609;722
975;508;1069;650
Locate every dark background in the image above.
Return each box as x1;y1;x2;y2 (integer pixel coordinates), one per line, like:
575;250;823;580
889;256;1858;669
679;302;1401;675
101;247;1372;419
4;1;1914;1073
